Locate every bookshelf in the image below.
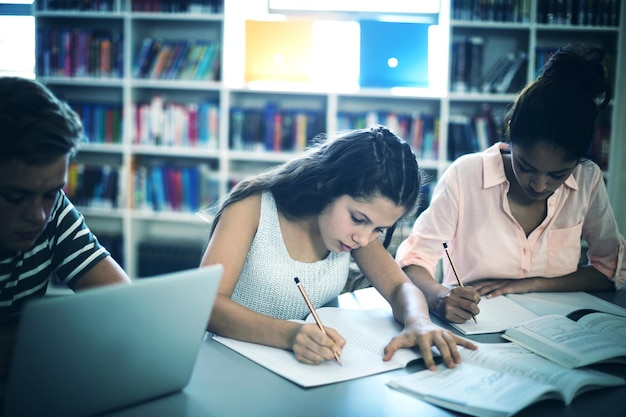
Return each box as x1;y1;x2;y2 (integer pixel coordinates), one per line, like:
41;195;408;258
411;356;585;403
33;0;625;279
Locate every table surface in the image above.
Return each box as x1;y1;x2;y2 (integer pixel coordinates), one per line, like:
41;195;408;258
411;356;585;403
104;289;626;417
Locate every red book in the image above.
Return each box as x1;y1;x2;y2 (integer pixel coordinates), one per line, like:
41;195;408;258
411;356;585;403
100;37;112;77
187;103;199;147
273;112;282;152
166;167;183;211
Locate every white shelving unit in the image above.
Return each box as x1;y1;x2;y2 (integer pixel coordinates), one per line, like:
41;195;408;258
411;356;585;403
33;0;625;278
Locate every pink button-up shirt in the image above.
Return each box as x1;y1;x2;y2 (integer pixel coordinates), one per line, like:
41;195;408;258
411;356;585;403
396;143;625;289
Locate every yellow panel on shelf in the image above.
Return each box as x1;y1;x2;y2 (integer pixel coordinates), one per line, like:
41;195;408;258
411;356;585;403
244;19;314;83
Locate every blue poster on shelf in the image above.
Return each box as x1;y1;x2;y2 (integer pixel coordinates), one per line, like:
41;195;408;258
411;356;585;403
359;20;430;88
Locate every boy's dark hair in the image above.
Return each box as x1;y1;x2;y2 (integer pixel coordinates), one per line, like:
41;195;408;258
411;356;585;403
0;77;84;164
504;43;612;161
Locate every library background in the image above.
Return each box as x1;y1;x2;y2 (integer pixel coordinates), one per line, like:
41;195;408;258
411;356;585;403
1;0;624;286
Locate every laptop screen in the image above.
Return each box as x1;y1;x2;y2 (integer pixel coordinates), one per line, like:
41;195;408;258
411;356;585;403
3;264;223;417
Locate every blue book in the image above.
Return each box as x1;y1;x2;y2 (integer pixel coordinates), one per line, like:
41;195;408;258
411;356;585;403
137;38;162;79
198;102;219;148
112;33;124;78
186;167;201;213
421;114;436;160
180;41;208;80
194;42;217;81
150;166;167;212
164;40;188;80
132;38;155;78
229;107;245;150
76;102;92;143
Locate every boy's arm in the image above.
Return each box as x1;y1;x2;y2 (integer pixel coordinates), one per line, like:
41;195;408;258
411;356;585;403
70;256;131;291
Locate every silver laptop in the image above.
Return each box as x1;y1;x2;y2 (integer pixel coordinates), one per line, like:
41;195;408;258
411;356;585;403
3;264;223;417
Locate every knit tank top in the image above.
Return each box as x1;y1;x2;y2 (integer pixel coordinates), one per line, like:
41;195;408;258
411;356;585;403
231;192;350;320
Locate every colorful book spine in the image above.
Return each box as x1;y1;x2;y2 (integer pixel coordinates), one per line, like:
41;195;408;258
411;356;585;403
36;27;123;78
64;163;121;209
132;163;218;213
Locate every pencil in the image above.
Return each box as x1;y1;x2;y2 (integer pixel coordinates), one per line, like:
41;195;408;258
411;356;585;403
442;242;478;324
294;277;342;366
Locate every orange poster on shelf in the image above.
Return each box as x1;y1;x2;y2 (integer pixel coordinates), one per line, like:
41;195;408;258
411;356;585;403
244;19;314;83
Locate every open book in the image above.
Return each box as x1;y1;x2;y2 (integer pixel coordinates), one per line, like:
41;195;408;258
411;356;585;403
212;307;426;387
387;342;626;417
448;290;626;335
501;312;626;368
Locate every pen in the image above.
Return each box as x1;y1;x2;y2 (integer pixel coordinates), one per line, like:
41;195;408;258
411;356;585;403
294;277;342;366
442;242;477;324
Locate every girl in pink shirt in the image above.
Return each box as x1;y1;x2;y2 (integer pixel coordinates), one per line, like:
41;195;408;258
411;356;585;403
396;44;625;323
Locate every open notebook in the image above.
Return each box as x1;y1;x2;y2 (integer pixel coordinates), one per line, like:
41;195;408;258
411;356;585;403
450;290;626;335
213;307;429;387
3;264;223;417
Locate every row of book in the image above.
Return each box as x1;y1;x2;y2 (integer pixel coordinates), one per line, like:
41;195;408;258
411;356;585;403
133;38;221;81
65;163;121;209
36;28;123;78
450;36;484;93
37;0;223;13
130;0;224;13
451;36;528;94
336;110;440;161
451;0;620;26
451;0;532;22
537;0;621;26
132;97;219;148
447;105;504;160
70;102;124;144
229;106;326;153
78;98;443;159
132;163;220;213
37;0;115;11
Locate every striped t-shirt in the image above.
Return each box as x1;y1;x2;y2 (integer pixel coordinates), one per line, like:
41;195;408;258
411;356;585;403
0;192;109;324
